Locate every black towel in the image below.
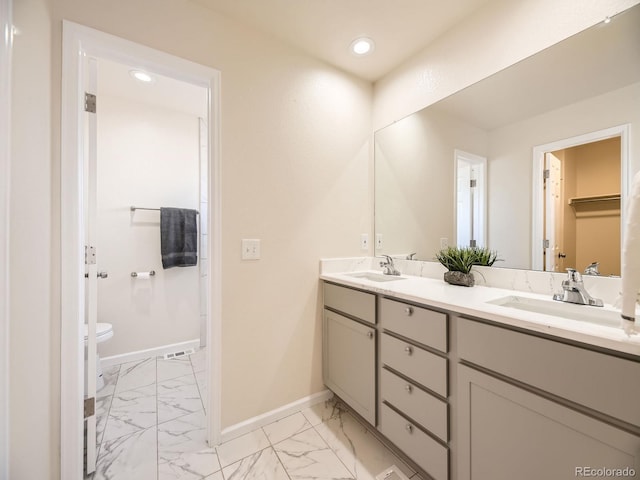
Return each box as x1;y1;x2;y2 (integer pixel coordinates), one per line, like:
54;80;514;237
160;207;198;269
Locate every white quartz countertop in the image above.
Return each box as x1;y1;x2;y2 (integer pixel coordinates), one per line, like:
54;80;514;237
321;270;640;357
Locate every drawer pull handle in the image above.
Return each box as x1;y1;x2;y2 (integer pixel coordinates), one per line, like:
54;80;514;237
405;424;413;433
404;345;413;355
367;331;374;339
404;307;413;316
405;384;413;393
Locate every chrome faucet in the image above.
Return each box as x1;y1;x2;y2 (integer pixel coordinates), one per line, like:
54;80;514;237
583;261;600;276
379;255;401;276
553;268;603;307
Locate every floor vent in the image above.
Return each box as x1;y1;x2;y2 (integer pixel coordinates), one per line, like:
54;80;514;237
164;348;196;360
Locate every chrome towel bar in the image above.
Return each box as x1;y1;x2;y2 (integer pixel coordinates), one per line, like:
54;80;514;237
130;206;199;214
131;271;156;277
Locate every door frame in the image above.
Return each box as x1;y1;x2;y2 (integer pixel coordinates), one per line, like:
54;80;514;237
454;149;487;248
61;21;222;479
543;152;563;272
0;0;12;478
531;124;629;270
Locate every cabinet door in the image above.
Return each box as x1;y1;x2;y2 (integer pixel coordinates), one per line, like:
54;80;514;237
458;365;640;480
323;309;376;424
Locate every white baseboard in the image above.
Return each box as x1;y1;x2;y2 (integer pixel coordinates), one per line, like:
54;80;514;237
104;343;332;445
220;390;334;444
101;339;201;367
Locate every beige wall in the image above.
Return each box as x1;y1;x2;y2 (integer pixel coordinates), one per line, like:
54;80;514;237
10;0;56;477
373;0;640;130
571;138;621;198
10;0;639;478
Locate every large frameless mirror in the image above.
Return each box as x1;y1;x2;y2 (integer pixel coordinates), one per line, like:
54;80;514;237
374;4;640;274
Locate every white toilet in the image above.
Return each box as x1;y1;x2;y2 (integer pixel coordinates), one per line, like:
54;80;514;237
84;323;114;393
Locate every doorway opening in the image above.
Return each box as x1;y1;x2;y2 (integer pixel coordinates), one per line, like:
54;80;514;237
532;125;629;272
455;150;487;248
544;138;621;275
61;22;222;480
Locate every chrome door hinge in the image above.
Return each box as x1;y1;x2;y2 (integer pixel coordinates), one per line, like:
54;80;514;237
543;239;550;248
85;245;96;265
470;179;477;188
84;92;97;113
543;169;550;180
84;397;95;419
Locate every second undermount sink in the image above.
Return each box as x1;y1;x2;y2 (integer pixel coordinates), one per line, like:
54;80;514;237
346;272;406;283
488;295;621;328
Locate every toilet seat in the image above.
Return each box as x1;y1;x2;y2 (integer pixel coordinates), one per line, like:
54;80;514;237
84;323;114;344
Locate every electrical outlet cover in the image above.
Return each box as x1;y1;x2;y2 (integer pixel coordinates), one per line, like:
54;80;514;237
361;234;369;251
241;239;261;260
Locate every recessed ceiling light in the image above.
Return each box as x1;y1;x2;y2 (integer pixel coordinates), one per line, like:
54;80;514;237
129;69;155;84
350;37;375;56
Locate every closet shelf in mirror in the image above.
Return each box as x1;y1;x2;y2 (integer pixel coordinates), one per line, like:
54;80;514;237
568;194;621;206
569;194;621;218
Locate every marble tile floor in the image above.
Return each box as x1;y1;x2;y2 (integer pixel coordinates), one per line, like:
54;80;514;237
86;349;423;480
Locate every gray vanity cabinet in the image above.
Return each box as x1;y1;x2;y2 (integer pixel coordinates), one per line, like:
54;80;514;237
322;278;640;480
378;298;449;480
323;283;376;425
457;317;640;480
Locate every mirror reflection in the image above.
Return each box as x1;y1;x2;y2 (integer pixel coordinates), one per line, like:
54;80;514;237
374;4;640;272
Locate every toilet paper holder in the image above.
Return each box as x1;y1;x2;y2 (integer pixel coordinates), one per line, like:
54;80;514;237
131;271;156;277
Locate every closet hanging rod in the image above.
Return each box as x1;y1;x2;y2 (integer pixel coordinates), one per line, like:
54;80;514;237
130;206;199;214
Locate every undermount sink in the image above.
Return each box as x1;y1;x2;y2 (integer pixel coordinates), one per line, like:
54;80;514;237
346;272;406;283
488;295;621;328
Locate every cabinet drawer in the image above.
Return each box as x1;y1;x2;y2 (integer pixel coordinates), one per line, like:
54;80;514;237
379;403;448;480
324;282;375;325
381;368;448;441
458;317;640;427
381;333;447;397
380;298;447;352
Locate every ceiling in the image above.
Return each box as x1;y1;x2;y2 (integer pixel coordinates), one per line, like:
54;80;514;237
190;0;495;82
98;58;208;118
96;3;639;125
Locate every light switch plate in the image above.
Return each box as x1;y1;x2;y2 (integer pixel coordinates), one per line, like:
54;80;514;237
241;239;261;260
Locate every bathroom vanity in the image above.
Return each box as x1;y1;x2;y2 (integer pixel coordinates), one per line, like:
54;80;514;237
321;266;640;480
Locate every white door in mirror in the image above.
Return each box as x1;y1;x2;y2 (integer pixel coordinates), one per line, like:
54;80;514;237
455;150;486;248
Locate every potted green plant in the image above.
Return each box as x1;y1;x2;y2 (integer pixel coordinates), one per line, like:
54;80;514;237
435;246;499;287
